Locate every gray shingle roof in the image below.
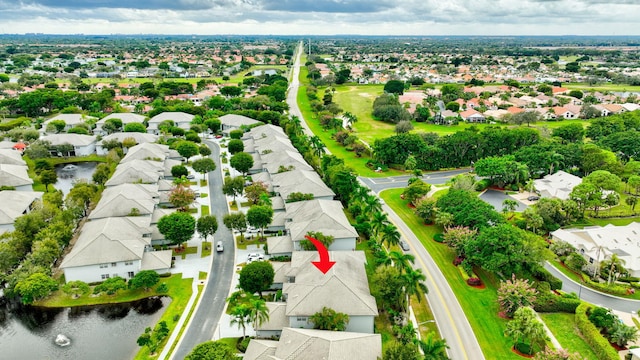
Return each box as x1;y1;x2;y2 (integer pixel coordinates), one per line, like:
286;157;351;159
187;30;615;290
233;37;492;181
0;191;42;225
0;149;26;166
284;200;357;241
0;164;32;187
220;114;262;128
60;216;151;268
40;133;97;146
89;184;159;219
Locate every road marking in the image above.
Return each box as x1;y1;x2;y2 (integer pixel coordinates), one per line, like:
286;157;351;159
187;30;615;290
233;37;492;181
389;212;473;360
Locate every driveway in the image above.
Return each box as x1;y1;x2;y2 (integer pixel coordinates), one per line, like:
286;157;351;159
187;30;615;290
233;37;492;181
479;189;528;212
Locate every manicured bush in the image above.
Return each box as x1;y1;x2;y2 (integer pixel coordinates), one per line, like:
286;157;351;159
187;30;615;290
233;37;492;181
457;265;470;281
433;233;445;243
618;276;640;283
237;336;251;352
583;277;629;296
533;292;580;313
515;342;532;355
531;265;563;290
575;303;620;360
474;179;491;191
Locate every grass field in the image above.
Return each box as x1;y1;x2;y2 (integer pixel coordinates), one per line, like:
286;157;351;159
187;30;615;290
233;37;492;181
380;188;519;360
297;71;403;177
67;65;289;87
539;313;598;359
563;82;640;93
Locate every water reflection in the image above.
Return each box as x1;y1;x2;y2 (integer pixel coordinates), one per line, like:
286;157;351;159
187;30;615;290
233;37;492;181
0;296;169;360
54;162;98;194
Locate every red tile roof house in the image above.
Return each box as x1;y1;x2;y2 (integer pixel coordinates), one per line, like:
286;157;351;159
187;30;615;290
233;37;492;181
460;109;486;123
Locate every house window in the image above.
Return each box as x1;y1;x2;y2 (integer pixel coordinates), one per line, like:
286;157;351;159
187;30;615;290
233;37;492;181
111;263;117;267
580;249;585;254
128;272;135;278
125;261;133;266
589;258;594;264
101;274;110;279
100;264;108;268
296;317;307;322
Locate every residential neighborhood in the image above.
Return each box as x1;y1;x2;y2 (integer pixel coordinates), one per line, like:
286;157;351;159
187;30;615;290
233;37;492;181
1;34;640;360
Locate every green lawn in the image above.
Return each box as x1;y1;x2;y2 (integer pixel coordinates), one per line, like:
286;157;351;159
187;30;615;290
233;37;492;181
297;71;403;178
201;205;210;215
38;273;190;307
173;246;197;259
539;313;598;359
380;188;519;360
149;282;202;360
585;217;640;227
563;82;640;93
201;242;212;258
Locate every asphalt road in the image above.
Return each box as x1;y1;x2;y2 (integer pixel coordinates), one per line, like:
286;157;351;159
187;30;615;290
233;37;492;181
170;140;236;359
286;41;315;138
359;168;471;194
544;262;640;312
380;200;485;360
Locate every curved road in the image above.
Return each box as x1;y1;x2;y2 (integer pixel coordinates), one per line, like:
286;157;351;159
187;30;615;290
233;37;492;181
377;198;484;360
170;140;236;359
544;262;640;312
359;168;471;194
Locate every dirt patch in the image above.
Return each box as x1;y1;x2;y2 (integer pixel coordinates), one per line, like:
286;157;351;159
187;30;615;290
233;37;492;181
511;347;535;358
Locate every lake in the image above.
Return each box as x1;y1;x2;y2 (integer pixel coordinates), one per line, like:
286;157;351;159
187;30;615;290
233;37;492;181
54;162;99;194
0;296;169;360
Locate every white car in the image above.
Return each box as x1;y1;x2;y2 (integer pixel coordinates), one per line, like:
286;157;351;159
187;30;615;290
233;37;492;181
216;241;224;253
246;253;264;263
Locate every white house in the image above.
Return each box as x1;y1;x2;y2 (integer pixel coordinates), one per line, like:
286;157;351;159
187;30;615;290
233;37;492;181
60;216;172;283
219;114;262;135
96;132;159;155
42;114;97;133
533;170;582;200
256;251;377;337
245;328;381;360
146;112;194;135
551;222;640;277
94;113;146;136
0;149;27;166
0;164;33;191
40;134;97;156
0;191;43;234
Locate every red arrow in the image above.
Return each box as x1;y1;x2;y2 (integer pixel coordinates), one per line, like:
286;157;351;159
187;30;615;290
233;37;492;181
305;235;336;274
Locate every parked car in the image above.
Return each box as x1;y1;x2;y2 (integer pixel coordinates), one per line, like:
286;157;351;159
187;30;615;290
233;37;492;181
187;174;195;179
527;195;540;201
216;241;224;253
247;253;264;263
399;240;410;251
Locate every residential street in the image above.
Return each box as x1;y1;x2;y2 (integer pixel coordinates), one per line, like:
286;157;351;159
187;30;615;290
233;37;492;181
544;262;640;312
170;140;236;359
380;199;485;360
286;41;315;138
359;168;471;194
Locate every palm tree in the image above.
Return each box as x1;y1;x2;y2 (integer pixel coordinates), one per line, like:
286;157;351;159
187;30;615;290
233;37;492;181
416;332;450;360
371;211;389;242
390;250;415;273
395;323;417;345
381;224;401;248
525;179;536;196
229;304;251;338
626;196;638;211
248;298;270;331
549;153;565;174
309;135;326;157
364;195;383;215
602;253;627;285
344;112;358;128
502;199;518;217
403;267;428;311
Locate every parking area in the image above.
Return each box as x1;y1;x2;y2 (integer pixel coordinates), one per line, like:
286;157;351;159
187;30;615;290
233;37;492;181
478;189;528;212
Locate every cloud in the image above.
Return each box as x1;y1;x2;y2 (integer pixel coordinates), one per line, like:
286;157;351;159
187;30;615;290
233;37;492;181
0;0;638;35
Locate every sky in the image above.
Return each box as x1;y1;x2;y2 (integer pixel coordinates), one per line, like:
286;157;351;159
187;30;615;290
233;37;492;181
0;0;639;36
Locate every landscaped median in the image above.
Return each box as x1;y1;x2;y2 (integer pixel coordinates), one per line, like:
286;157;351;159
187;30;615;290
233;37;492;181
380;188;518;359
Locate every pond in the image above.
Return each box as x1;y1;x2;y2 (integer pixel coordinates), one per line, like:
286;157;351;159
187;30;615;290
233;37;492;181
0;296;169;360
54;162;99;194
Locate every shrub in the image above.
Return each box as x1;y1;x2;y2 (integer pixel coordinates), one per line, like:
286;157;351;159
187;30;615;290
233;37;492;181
533;292;580;313
515;342;532;355
575;303;619;360
511;184;519;191
237;336;251;352
474;179;491;191
457;265;470;281
583;277;629;296
531;266;563;290
433;233;445;243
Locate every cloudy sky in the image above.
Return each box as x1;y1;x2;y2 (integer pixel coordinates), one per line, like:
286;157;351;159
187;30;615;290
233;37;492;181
0;0;638;35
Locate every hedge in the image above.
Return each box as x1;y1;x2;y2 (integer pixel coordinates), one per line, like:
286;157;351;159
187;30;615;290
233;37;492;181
474;179;491;191
583;278;629;296
531;266;562;290
0;118;25;131
433;233;445;243
575;303;620;360
533;291;580;313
